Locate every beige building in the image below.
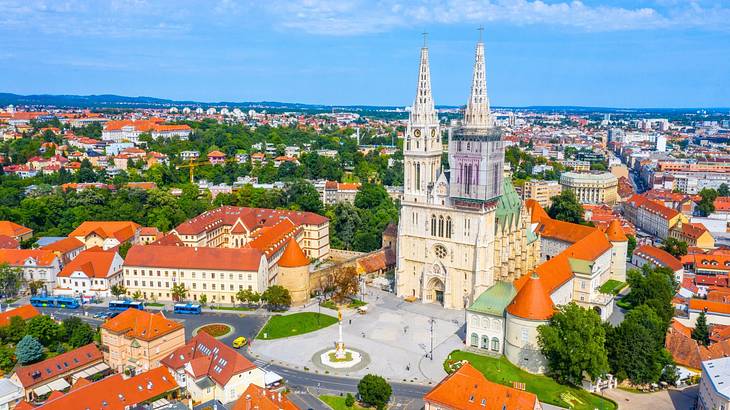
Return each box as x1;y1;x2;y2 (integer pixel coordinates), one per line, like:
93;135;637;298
171;206;330;260
100;308;185;374
395;40;539;310
68;221;141;250
122;245;269;304
559;171;618;204
521;179;561;208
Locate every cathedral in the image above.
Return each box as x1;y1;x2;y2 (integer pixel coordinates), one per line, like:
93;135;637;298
395;37;540;310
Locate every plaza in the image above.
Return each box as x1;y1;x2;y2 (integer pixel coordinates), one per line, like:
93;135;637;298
250;286;465;383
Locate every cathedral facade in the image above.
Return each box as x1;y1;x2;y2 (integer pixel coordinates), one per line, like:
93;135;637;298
395;39;540;310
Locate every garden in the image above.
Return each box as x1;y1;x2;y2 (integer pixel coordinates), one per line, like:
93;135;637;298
444;351;617;410
195;323;233;338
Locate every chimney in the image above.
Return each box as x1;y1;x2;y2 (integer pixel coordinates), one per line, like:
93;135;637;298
245;394;252;410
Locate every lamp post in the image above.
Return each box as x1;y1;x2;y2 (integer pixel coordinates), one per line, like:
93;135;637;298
429;318;435;361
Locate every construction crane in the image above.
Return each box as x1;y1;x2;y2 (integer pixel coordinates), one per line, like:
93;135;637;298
176;159;209;183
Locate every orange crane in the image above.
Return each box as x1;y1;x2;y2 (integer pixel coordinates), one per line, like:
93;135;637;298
176;158;209;183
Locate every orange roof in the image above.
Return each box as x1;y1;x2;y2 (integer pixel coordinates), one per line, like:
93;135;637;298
605;219;628;242
28;366;178;410
507;273;554;320
57;248;119;278
278;237;309;268
40;236;85;253
0;304;39;327
232;384;299;410
358;248;396;273
536;218;595;244
424;363;539;410
0;235;19;249
525;199;549;223
13;344;102;388
207;150;225;157
0;249;58;267
173;206;327;236
138;226;161;237
103;119;163;132
689;299;730;315
246;219;300;257
676;222;710;240
126;182;158;190
68;221;140;242
633;245;683;272
626;194;679;220
0;220;32;239
124;245;264;272
101;309;183;342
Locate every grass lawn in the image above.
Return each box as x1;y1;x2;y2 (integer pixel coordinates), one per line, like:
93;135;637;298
257;312;337;339
598;280;626;295
616;299;633;310
320;300;337;310
319;395;368;410
145;302;165;307
348;299;367;308
211;305;253;311
445;351;616;410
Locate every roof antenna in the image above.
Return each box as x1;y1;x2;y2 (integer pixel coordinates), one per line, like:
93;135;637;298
422;31;428;48
478;25;484;42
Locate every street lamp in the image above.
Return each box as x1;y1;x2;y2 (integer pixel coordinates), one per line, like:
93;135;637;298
429;318;435;361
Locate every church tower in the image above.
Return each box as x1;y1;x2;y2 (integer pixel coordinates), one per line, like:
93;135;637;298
403;35;442;204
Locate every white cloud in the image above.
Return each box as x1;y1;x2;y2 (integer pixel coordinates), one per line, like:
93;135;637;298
262;0;730;35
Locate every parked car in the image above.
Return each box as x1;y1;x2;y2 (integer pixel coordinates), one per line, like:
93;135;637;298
232;336;248;349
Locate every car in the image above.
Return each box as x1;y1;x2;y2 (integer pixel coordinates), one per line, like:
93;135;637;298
232;336;248;349
93;312;105;318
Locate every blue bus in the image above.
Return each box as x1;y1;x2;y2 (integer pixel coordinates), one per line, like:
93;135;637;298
173;303;202;315
108;300;145;311
30;296;80;309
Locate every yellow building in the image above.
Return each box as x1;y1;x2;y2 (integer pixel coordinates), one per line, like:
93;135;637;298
670;221;715;249
521;179;561;208
100;309;185;374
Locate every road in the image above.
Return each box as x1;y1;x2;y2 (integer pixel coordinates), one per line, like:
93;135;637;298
34;304;430;405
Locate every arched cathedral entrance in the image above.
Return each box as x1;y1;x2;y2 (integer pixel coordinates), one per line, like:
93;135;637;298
426;277;445;306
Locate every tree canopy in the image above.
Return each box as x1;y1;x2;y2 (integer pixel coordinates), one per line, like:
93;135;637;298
357;374;392;410
547;190;586;224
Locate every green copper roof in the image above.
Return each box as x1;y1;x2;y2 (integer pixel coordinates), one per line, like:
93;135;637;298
496;178;522;228
467;281;516;316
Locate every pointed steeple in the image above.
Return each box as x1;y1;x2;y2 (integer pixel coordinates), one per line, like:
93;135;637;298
463;30;492;128
410;34;438;126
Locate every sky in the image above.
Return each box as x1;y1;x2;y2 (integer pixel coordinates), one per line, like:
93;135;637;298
1;0;729;108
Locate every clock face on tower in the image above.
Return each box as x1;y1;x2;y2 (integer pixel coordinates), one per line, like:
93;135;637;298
413;129;421;138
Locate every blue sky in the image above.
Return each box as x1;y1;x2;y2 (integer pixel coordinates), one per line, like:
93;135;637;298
1;0;729;108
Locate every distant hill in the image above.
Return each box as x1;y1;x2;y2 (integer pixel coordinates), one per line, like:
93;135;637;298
0;92;725;114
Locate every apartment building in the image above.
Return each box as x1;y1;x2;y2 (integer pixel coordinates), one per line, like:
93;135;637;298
0;249;61;293
68;221;141;250
520;179;561;208
122;245;268;303
624;194;687;239
559;171;618;204
100;309;185;374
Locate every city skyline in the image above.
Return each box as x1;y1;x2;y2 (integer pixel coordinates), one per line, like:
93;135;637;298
1;1;729;108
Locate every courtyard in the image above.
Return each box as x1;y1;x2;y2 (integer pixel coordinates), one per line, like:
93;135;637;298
249;286;465;383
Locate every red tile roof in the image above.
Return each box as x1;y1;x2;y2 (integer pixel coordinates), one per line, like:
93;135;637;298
633;245;683;272
103;119;163;132
26;366;178;410
525;199;549;224
13;344;102;388
666;320;730;370
173;206;327;236
357;248;396;274
424;363;539;410
605;219;628;242
161;332;256;387
0;221;32;239
0;304;40;327
101;309;183;342
682;254;730;273
124;245;265;272
39;237;84;254
246;219;301;257
508;273;555;321
0;249;58;267
626;194;680;220
0;235;19;249
68;221;140;242
232;384;300;410
57;248;119;278
278;237;310;268
689;299;730;315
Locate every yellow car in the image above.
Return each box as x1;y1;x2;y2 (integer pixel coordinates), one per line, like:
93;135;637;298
232;336;248;349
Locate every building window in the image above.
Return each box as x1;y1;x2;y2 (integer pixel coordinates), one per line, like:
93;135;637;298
438;216;444;237
481;335;489;350
491;337;500;351
434;245;447;259
446;217;452;239
470;333;478;347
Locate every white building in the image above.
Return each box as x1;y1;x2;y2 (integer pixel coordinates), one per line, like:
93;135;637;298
0;249;62;293
699;357;730;410
55;249;124;299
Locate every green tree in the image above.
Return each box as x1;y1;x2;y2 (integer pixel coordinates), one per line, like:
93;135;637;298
15;335;43;365
60;316;83;341
661;237;688;258
261;285;292;311
357;374;392;410
538;303;609;385
0;345;16;373
1;315;27;344
285;179;323;214
547;190;586;224
198;294;208;307
236;288;260;306
0;263;23;299
171;283;188;302
110;284;127;298
692;311;710;346
624;265;676;323
327;203;361;250
606;305;671;384
719;184;730;197
697;188;718;216
627;235;637;258
26;315;59;346
132;290;143;300
354;183;390;210
345;393;355;408
69;323;96;348
117;242;132;258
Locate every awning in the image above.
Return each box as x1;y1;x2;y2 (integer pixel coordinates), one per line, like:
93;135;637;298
264;371;282;386
33;378;71;396
71;363;110;382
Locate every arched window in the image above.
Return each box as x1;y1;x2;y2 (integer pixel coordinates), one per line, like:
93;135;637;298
470;333;479;347
471;316;478;327
481;335;489;350
431;215;437;236
446;217;452;239
491;337;500;351
438;216;444;237
416;163;421;192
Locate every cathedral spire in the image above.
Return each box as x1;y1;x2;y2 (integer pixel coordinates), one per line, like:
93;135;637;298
410;33;438;126
463;28;492;128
